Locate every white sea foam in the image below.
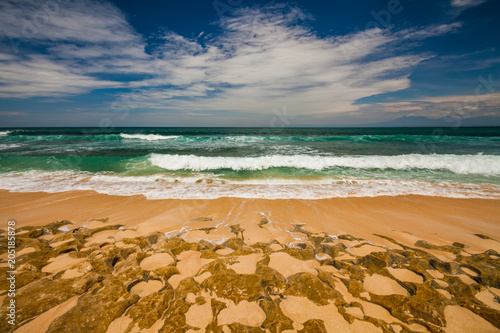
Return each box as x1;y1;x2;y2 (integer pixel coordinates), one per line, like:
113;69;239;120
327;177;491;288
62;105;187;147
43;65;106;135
0;171;499;200
120;134;180;141
0;143;21;149
0;131;11;136
149;153;500;176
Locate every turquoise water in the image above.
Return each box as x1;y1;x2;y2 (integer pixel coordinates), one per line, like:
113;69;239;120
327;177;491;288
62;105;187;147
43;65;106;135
1;127;499;199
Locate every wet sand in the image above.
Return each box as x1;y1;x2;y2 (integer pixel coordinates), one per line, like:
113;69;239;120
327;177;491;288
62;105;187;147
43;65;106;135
1;190;499;253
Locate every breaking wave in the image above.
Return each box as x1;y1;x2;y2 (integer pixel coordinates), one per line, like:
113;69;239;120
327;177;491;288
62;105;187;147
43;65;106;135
149;153;500;176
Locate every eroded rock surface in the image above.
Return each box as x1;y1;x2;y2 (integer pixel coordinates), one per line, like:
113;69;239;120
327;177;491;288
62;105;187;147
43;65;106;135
0;220;499;332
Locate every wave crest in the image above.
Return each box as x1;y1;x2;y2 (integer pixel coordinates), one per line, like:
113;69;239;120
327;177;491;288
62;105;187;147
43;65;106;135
119;134;180;141
149;153;500;175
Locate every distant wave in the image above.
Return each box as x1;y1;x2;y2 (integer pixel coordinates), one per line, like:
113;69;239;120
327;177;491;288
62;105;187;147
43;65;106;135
0;133;179;142
1;132;499;144
0;134;121;141
145;134;500;144
0;143;21;149
149;153;500;175
119;134;180;141
0;171;499;199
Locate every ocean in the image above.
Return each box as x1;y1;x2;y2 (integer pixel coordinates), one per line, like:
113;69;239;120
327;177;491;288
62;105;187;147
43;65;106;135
0;127;499;199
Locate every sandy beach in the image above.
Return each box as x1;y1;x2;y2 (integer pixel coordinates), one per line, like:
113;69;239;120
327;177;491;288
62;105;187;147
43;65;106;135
1;190;499;253
1;0;500;331
1;190;499;332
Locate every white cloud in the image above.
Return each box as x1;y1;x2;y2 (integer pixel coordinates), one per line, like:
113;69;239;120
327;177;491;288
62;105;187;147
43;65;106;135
118;6;460;117
0;55;122;98
451;0;488;8
398;22;463;40
0;0;463;120
0;0;149;97
0;0;141;43
354;91;500;122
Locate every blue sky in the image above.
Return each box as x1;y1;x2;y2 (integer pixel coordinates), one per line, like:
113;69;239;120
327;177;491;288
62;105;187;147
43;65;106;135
0;0;499;126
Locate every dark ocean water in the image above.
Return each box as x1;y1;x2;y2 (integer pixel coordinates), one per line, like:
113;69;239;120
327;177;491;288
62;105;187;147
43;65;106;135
1;127;499;199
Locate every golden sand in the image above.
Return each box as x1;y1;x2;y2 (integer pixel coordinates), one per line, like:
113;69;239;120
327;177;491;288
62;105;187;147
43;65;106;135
0;189;499;332
15;296;80;333
1;190;499;252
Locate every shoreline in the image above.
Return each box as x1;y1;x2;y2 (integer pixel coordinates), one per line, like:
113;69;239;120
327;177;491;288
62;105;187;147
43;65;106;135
1;189;499;253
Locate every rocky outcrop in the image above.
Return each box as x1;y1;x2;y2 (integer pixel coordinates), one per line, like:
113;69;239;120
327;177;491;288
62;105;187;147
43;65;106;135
0;220;499;332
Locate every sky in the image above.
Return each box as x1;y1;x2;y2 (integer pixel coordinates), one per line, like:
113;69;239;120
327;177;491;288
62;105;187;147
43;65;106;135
0;0;499;127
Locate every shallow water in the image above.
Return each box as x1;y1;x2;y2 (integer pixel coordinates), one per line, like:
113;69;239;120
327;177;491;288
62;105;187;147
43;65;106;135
1;127;499;199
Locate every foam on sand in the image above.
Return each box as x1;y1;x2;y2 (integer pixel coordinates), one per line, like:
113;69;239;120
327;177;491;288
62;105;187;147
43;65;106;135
1;170;500;199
